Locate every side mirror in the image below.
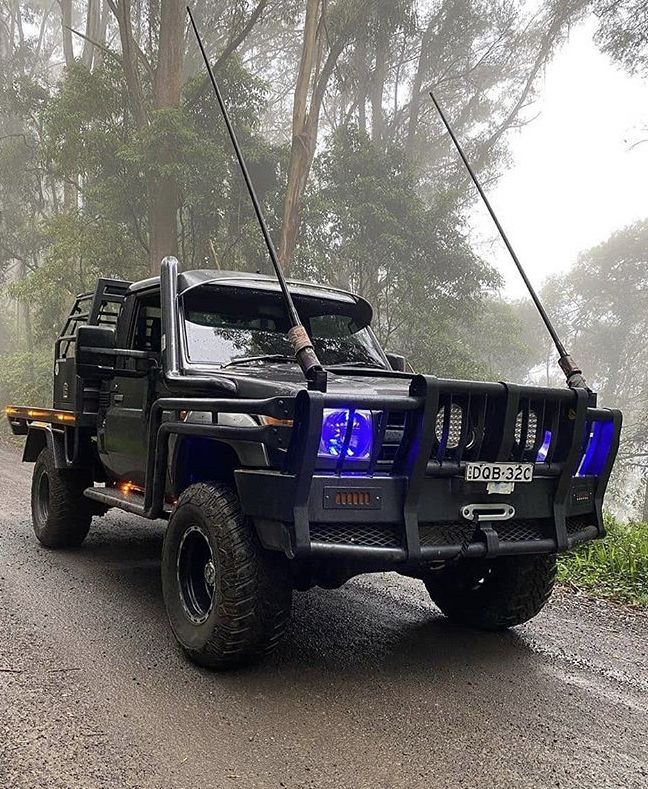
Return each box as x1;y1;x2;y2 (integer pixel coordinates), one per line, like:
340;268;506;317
75;325;159;379
76;325;117;379
386;352;407;372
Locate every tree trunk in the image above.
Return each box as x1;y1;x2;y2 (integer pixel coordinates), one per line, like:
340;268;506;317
81;0;101;70
93;1;110;69
642;477;648;523
370;40;386;143
110;0;148;128
60;0;78;211
60;0;74;65
109;0;183;273
154;0;184;109
406;21;433;156
147;0;184;273
278;0;326;273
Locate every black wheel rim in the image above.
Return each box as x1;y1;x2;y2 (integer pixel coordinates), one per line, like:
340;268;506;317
36;469;49;524
176;524;216;624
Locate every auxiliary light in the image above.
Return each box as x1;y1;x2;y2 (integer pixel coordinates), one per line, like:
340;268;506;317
318;408;373;462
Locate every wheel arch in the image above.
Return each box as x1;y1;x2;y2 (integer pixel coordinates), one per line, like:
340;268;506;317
24;425;65;466
171;435;245;497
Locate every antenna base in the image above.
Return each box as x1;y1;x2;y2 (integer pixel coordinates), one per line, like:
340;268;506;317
288;325;327;392
559;354;588;390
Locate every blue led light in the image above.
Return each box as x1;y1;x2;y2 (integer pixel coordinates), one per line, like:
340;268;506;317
576;420;615;477
318;408;373;461
536;430;552;462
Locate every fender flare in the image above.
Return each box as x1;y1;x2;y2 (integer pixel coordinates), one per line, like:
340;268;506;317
23;425;67;469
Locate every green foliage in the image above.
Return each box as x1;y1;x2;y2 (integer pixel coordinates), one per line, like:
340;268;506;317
543;220;648;518
559;517;648;607
298;127;500;378
0;350;52;410
9;55;286;350
10;214;146;343
457;297;540;383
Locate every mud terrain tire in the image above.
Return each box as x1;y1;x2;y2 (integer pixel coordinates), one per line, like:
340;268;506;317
31;448;93;549
162;482;292;670
424;554;557;630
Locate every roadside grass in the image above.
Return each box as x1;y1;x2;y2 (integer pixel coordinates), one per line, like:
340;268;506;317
559;517;648;607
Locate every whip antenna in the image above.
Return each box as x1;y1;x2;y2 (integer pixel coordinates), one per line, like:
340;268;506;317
429;90;587;390
187;6;326;391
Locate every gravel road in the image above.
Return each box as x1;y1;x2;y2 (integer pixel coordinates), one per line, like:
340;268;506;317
0;446;646;789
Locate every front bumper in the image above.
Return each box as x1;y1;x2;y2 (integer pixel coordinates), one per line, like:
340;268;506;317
234;375;621;564
237;469;603;562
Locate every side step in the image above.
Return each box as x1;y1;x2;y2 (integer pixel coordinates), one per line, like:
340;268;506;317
84;486;148;517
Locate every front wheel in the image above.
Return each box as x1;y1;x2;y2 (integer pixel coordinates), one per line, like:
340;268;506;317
423;554;557;630
161;482;292;670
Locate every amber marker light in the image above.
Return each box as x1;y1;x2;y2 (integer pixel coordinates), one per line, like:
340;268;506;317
260;415;294;427
119;481;145;496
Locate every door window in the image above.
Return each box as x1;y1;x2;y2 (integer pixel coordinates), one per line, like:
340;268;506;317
132;302;162;353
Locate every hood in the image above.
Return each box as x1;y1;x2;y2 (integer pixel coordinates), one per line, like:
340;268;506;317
185;362;412;399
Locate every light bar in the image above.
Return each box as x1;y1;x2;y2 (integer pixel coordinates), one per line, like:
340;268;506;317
5;406;76;425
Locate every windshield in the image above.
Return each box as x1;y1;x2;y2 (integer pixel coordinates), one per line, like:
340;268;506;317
181;286;388;369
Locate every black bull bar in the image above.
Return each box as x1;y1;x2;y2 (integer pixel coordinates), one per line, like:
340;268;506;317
143;375;621;563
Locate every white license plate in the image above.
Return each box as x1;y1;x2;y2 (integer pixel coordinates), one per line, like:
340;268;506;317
465;462;533;483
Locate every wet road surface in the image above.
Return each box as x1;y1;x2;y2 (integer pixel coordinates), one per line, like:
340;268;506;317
0;447;646;788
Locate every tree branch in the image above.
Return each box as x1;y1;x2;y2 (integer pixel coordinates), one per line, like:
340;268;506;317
67;26;120;64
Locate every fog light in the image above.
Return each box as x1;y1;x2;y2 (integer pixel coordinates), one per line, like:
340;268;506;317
318;408;373;461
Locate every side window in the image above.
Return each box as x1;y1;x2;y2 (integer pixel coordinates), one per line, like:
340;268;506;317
131;299;162;353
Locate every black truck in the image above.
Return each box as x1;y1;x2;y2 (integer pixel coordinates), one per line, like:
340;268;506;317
6;257;621;668
6;12;622;668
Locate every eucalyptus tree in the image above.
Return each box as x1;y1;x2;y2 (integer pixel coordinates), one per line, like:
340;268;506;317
544;221;648;518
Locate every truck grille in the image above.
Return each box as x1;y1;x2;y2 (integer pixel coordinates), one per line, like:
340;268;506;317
310;524;402;549
376;390;568;471
419;519;550;547
566;517;594;535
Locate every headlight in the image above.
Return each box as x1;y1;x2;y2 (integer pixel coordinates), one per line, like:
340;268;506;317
318;408;373;461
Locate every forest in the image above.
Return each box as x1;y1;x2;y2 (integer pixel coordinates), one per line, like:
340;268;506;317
0;0;646;519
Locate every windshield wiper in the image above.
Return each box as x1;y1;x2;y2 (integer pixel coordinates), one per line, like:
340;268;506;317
221;354;299;369
326;361;387;370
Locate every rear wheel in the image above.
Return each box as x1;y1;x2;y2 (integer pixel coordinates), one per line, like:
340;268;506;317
161;482;292;669
31;448;93;549
423;554;557;630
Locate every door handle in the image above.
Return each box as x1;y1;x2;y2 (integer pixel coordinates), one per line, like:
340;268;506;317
113;393;124;404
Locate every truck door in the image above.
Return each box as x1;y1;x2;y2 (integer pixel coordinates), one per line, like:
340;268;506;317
101;291;161;486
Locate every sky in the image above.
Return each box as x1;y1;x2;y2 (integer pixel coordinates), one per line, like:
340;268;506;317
470;14;648;298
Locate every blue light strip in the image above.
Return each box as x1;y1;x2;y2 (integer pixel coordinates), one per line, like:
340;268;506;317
575;420;615;477
536;430;552;462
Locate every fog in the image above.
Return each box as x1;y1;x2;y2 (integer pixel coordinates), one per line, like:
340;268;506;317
0;0;646;518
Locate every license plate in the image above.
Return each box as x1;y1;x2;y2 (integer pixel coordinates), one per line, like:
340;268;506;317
465;462;533;483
